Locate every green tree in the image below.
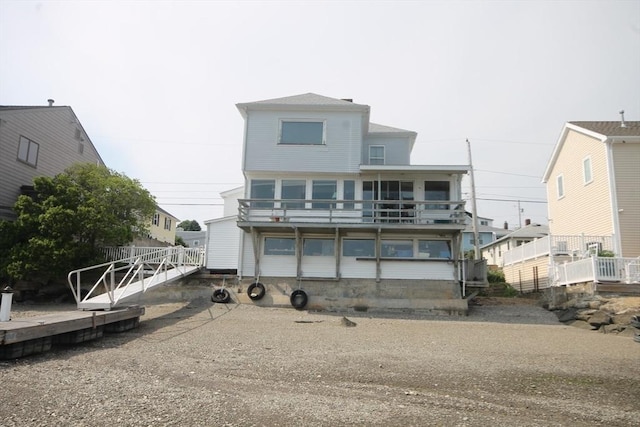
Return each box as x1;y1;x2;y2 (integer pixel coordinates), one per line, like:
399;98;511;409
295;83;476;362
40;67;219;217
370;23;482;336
175;235;188;247
0;164;156;285
178;219;201;231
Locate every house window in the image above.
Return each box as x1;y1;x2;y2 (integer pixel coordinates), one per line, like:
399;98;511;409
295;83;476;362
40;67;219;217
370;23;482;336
164;217;172;230
251;179;275;208
343;239;375;257
264;237;295;255
470;238;484;245
583;156;592;184
424;181;450;210
362;180;414;222
480;220;488;226
193;240;200;246
369;146;385;165
381;240;413;258
17;136;39;167
152;213;160;226
282;180;306;209
303;238;335;256
312;180;336;209
279;120;324;145
418;240;452;259
343;180;355;209
556;174;564;199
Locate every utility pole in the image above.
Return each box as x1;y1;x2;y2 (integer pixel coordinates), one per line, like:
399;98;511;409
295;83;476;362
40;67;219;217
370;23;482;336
466;139;481;260
517;200;523;228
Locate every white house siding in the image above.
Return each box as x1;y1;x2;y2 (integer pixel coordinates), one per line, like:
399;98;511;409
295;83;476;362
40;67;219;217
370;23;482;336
362;136;411;165
612;142;640;257
221;187;244;217
340;258;377;279
206;216;241;270
301;256;336;278
240;232;256;277
260;255;297;277
380;261;454;280
503;257;551;293
0;107;103;220
547;129;612;237
243;110;363;174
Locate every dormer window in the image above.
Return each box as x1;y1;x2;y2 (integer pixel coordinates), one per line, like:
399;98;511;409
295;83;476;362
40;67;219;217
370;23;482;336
279;120;325;145
369;145;385;165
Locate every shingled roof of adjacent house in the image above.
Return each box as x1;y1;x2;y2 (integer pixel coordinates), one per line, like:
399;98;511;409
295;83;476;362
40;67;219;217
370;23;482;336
569;121;640;137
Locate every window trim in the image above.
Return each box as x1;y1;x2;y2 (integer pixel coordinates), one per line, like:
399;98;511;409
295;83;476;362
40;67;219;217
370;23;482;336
264;237;296;256
279;119;326;145
303;238;335;256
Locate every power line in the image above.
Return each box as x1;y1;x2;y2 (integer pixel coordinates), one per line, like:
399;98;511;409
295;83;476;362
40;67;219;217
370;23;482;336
473;197;547;204
474;169;542;179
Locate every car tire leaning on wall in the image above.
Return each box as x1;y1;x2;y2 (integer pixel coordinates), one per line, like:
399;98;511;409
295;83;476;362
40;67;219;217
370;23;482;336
247;282;266;300
211;289;231;304
290;289;308;310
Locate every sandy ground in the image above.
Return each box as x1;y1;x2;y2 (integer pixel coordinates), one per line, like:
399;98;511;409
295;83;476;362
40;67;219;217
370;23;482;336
1;296;639;427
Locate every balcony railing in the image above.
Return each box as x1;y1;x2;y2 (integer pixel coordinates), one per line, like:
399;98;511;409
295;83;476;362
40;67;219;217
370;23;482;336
552;256;640;286
502;234;614;265
237;199;466;226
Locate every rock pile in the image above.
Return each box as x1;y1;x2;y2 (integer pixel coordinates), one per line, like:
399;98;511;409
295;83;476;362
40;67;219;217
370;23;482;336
552;295;640;341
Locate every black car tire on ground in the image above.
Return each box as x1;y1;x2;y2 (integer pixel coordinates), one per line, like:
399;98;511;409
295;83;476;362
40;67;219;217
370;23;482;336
290;289;308;310
247;282;266;300
211;288;231;304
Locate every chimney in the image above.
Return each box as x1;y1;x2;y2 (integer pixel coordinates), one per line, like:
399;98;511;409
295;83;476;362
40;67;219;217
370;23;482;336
620;110;626;128
47;99;55;107
341;98;353;103
503;221;508;230
525;218;531;226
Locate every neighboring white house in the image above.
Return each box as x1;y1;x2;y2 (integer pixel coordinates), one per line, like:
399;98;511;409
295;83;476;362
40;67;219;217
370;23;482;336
205;186;243;273
213;93;472;314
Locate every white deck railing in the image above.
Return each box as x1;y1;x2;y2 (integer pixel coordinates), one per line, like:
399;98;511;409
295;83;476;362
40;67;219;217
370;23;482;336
551;256;640;286
503;234;614;265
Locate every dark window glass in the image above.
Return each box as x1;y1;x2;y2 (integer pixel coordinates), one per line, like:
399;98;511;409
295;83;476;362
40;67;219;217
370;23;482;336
251;180;275;208
280;121;324;145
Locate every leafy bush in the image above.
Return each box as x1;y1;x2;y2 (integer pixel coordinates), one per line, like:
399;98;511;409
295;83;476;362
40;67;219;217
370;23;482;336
487;269;506;283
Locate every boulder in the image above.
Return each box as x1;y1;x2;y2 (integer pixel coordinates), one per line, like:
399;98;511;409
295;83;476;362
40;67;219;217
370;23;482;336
587;310;612;329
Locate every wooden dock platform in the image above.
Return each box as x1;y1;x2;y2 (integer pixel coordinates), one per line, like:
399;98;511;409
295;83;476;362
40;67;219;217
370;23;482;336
0;305;144;359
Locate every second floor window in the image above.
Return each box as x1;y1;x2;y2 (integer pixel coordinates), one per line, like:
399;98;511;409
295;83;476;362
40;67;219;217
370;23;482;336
251;180;275;208
280;120;324;145
164;217;172;230
152;213;160;226
282;180;306;209
17;136;39;167
312;180;336;209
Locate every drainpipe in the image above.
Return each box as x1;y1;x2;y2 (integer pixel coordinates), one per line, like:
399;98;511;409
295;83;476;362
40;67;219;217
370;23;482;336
1;286;14;322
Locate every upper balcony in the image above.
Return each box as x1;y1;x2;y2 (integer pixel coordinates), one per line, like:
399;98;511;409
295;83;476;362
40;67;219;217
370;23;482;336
237;198;466;233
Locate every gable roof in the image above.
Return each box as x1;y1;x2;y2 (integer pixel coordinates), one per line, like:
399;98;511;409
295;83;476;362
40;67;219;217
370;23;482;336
368;122;415;135
480;223;549;249
236;93;370;118
543;120;640;182
0;104;107;167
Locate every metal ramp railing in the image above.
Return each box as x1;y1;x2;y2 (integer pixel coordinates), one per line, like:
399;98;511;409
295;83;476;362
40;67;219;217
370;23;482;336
68;247;203;310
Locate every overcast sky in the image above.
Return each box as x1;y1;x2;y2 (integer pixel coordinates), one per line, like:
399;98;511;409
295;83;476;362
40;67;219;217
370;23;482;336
1;0;639;229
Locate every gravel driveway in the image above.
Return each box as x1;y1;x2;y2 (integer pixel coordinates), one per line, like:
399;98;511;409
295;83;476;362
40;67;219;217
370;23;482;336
1;297;639;426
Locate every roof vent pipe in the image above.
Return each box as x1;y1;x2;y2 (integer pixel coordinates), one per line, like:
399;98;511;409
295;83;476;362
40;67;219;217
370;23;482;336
341;98;353;103
619;110;626;128
525;218;531;226
504;221;508;230
47;99;54;107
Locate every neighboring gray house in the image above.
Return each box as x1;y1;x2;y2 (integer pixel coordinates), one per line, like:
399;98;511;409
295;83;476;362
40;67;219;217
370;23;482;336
227;93;471;314
0;101;105;221
176;229;206;248
461;213;509;253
